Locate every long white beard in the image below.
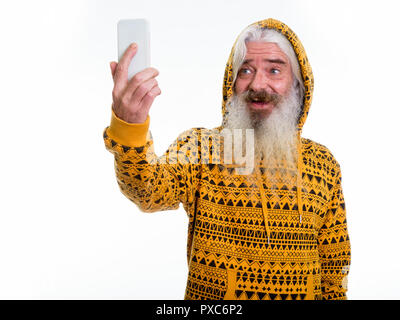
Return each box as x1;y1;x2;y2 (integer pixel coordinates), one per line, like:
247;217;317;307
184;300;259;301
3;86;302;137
223;84;302;186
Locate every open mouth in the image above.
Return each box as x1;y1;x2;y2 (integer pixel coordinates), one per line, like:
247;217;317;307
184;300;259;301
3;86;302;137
244;90;281;113
249;101;271;109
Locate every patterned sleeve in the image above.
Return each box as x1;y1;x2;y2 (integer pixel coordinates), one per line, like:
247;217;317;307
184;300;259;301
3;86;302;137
317;164;351;300
103;124;201;214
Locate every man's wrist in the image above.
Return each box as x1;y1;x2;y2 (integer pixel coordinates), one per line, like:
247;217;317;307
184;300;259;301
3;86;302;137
107;107;150;147
112;106;148;124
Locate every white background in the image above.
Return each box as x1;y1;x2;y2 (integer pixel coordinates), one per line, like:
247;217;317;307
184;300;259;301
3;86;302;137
0;0;399;299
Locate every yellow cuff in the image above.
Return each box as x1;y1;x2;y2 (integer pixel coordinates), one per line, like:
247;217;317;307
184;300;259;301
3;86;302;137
107;108;150;147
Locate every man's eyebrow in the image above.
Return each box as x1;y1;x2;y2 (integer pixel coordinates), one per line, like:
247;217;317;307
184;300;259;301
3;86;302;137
243;58;287;65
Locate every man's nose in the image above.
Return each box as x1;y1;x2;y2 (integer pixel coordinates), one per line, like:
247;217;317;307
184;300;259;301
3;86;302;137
249;71;269;91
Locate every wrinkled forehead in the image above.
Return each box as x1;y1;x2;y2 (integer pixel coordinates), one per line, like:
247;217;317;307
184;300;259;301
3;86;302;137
243;41;292;67
245;41;287;54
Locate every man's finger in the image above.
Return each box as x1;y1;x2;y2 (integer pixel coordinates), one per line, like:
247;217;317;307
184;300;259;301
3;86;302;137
113;43;137;88
128;78;158;112
139;85;161;116
124;67;159;98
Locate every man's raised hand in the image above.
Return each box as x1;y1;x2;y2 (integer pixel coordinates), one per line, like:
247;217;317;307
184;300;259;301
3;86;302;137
110;43;161;123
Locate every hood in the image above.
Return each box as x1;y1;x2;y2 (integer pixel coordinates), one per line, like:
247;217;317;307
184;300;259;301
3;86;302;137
220;18;314;242
221;18;314;133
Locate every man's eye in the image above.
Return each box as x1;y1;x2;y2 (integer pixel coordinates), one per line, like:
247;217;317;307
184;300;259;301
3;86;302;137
240;68;251;74
271;68;280;74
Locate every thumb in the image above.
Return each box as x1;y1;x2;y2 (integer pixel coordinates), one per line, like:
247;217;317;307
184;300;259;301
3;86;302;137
109;61;117;78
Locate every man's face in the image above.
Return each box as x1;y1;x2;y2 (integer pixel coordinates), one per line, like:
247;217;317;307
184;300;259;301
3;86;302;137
234;41;294;118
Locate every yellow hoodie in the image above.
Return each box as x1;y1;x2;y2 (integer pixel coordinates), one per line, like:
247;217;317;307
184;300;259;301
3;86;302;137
103;18;351;300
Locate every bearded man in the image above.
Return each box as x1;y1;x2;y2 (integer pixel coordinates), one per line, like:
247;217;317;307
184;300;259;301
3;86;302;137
103;18;351;300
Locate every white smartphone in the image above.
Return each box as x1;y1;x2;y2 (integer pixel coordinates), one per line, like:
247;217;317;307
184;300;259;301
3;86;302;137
117;19;150;81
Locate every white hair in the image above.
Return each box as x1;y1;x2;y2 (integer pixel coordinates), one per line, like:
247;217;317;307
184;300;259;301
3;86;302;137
232;25;304;104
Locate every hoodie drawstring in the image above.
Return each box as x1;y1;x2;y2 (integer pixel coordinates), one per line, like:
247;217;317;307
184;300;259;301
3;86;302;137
296;132;303;224
255;132;304;246
255;166;271;245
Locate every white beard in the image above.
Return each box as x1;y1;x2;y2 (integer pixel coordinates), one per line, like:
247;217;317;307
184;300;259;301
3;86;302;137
223;83;302;186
